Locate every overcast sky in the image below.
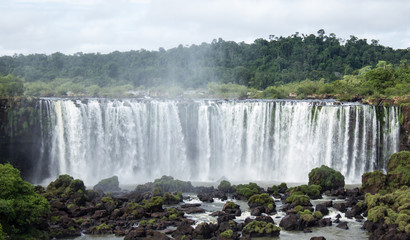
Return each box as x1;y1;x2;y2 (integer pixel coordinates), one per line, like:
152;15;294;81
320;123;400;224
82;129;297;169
0;0;409;56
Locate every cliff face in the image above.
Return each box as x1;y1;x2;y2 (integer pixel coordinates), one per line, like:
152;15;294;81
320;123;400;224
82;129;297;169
400;105;410;151
0;98;42;181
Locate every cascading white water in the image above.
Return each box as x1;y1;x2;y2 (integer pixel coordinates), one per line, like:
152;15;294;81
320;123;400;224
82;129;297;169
37;98;400;185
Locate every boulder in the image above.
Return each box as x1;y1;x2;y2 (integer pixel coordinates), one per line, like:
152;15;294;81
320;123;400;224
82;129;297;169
336;221;349;229
93;176;121;193
315;203;329;216
308;165;345;192
279;213;300;231
197;193;214;202
193;222;212;239
242;220;280;238
318;217;332;227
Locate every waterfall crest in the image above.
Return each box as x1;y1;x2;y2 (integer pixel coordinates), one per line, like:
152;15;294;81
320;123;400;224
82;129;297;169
37;99;400;185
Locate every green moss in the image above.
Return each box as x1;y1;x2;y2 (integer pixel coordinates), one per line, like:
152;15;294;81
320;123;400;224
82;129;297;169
308;165;345;191
294;205;303;213
243;221;280;236
286;192;311;206
95;223;112;231
93;176;120;192
313;211;323;219
218;180;232;193
220;229;233;238
169;213;178;220
290;184;322;198
50;216;60;224
101;196;114;204
234;182;261;199
248;193;274;207
152;187;163;196
301;214;315;223
298;209;312;216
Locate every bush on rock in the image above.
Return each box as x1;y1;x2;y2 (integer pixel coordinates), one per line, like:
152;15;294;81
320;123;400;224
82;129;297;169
308;165;345;192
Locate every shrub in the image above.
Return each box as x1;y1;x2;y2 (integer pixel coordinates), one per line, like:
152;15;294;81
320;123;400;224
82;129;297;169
220;229;233;238
308;165;345;192
218;180;233;193
234;182;261;199
0;163;49;237
242;220;280;237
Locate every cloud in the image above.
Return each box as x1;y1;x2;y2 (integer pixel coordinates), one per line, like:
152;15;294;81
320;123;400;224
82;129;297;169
0;0;409;55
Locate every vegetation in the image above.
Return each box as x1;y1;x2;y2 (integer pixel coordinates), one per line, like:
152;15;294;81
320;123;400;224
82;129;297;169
248;193;274;207
0;163;49;238
93;175;120;193
0;31;407;100
233;182;261;199
287;184;322;199
362;151;410;235
308;165;345;192
286;191;311;206
152;175;194;193
217;180;233;193
242;220;281;237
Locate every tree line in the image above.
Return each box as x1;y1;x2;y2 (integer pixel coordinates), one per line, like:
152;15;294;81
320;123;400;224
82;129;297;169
0;30;409;99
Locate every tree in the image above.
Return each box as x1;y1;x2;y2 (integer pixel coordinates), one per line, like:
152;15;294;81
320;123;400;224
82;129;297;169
0;163;49;237
0;75;24;97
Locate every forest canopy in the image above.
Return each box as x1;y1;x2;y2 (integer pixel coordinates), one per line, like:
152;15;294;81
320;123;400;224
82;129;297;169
0;30;409;100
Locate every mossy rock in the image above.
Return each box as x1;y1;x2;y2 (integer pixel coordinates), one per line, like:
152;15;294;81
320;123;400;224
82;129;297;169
153;175;194;192
218;180;233;193
308;165;345;192
387;151;410;172
361;170;387;194
248;193;274;208
286;192;311;206
387;151;410;190
163;192;183;205
93;176;121;193
364;186;410;234
288;184;322;199
234;182;261;199
143;196;164;213
242;220;280;237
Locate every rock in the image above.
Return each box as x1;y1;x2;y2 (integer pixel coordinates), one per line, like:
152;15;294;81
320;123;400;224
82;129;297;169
217;180;233;193
242;220;280;238
92;209;108;219
124;227;146;239
361;171;386;194
217;213;236;224
336;221;349;229
310;237;326;240
333;202;346;212
172;222;194;239
193;222;212;239
178;204;205;214
222;201;241;216
315;203;329;216
318;218;332;227
93;176;121;193
255;215;274;224
197;193;214;202
308;165;345;192
145;230;170;240
279;213;300;231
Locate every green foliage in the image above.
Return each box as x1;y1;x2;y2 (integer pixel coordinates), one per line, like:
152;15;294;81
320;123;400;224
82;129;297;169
361;170;387;194
217;180;232;193
207;82;249;98
248;193;274;207
313;211;323;219
220;229;233;238
286;191;311;206
163;192;182;204
0;224;6;240
1;31;407;99
0;163;49;237
0;75;24;97
242;220;280;236
308;165;345;192
152;187;163;197
234;182;261;199
152;175;194;193
101;196;114;204
365;186;410;233
289;184;322;198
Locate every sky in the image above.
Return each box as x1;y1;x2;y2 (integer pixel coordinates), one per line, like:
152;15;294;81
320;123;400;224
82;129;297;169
0;0;409;56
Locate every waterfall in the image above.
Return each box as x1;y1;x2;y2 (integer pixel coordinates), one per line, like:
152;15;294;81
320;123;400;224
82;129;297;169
36;98;400;185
